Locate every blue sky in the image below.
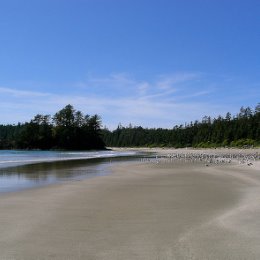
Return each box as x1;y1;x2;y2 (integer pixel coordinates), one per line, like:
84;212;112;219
0;0;259;129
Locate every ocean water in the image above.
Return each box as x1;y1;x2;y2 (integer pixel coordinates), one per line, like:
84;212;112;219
0;150;139;193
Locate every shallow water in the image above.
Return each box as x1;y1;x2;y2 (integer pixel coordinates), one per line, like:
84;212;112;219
0;150;140;193
0;150;137;168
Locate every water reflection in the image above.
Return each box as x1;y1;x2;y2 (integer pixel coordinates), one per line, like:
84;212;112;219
0;156;138;193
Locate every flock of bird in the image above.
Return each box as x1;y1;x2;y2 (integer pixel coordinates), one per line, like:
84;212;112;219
140;151;259;166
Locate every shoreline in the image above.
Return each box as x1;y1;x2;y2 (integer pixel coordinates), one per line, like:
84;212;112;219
0;148;260;259
0;150;140;194
111;146;260;154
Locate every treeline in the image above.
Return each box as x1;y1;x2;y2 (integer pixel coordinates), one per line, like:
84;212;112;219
1;104;259;150
0;105;105;150
102;104;260;148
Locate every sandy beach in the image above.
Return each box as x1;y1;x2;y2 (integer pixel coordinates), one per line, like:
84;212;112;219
0;148;260;260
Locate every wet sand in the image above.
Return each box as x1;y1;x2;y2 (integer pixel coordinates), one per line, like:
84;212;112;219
0;149;260;259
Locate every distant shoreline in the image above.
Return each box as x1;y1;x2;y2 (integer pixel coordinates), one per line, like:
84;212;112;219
110;146;260;155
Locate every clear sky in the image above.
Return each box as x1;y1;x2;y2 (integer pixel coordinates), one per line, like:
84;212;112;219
0;0;259;129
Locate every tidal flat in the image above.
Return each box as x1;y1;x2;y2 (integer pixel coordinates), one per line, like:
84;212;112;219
0;148;259;260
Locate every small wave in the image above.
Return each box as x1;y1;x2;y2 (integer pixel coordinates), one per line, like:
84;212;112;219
0;150;138;168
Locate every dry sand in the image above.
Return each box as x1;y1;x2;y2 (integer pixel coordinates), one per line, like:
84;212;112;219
0;149;260;260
